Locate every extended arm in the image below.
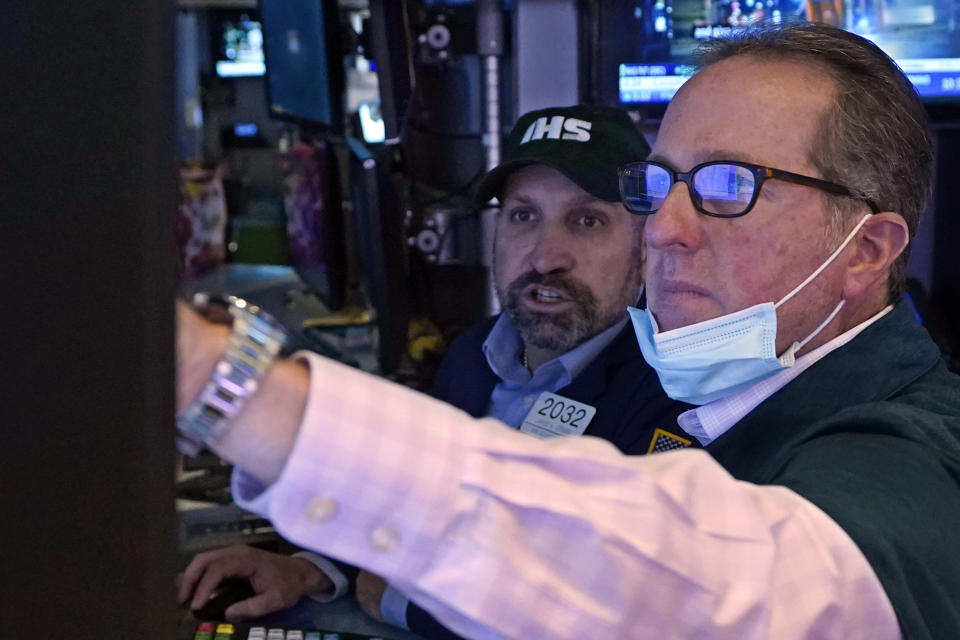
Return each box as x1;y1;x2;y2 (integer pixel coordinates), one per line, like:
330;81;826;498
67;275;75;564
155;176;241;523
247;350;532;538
177;305;899;640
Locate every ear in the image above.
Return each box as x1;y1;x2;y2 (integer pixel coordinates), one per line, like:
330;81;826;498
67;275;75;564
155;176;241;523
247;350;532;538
842;212;910;300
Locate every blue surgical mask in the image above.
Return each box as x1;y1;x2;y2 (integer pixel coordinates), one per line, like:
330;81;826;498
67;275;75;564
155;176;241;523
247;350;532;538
630;214;872;405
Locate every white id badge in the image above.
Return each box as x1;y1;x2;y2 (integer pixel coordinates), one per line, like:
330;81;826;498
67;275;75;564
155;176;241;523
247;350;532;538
520;392;596;438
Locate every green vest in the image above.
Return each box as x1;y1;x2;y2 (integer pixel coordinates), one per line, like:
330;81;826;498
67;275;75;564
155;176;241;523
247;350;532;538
708;303;960;639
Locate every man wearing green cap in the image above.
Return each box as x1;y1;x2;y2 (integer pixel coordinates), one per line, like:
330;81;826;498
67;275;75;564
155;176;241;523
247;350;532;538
364;104;692;637
433;104;689;451
179;105;690;636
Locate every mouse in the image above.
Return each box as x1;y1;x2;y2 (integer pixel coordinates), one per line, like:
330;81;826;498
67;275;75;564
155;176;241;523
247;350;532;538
190;577;257;621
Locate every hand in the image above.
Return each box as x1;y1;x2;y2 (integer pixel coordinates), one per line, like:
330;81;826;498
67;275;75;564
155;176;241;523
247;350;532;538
178;544;332;621
355;570;389;623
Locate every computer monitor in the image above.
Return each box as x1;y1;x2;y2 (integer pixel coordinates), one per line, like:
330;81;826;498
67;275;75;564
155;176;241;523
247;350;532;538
367;0;413;142
347;137;410;374
211;10;267;78
283;139;348;311
260;0;344;132
592;4;960;120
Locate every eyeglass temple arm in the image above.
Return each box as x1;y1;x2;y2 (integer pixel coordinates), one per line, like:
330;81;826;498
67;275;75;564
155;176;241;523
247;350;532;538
765;167;879;213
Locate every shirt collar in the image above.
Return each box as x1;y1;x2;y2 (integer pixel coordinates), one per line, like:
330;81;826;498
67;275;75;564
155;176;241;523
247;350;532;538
678;305;895;446
482;314;528;384
482;314;628;386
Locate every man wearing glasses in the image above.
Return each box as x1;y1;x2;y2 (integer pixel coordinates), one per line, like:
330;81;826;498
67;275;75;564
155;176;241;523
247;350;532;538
177;23;960;639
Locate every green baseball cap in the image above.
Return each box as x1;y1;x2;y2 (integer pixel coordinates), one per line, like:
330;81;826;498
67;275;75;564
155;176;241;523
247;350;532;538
476;104;651;203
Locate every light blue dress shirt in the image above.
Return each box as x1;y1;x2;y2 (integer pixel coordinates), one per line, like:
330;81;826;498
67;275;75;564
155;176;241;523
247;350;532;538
481;314;629;428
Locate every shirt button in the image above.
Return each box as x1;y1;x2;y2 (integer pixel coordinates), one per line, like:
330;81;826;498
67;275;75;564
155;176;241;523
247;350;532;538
304;497;337;522
370;526;400;553
523;395;533;406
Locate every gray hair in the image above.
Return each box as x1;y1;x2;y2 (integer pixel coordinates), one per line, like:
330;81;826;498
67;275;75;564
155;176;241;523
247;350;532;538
696;22;933;303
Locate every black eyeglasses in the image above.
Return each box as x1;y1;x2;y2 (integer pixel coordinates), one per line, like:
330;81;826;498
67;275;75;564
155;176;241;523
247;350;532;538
618;160;879;218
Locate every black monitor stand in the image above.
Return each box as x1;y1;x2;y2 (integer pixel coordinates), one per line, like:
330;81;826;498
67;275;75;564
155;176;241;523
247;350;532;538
346;138;411;376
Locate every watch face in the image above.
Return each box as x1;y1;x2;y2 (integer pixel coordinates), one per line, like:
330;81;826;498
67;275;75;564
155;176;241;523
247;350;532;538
192;293;238;325
201;303;235;324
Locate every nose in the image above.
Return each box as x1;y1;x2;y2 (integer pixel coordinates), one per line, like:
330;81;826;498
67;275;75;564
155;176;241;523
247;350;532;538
644;181;703;253
528;222;575;274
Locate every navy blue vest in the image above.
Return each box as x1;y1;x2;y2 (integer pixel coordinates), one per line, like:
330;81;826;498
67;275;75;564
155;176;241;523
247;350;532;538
431;316;692;455
408;317;692;639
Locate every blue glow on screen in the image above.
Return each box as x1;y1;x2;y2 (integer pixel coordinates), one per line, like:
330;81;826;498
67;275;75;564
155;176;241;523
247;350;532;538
616;6;960;105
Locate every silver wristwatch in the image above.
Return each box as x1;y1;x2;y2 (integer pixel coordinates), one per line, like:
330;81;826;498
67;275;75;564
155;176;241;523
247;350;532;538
176;293;288;457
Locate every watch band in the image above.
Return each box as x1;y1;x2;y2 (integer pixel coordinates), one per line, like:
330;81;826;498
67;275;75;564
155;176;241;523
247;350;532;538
177;293;288;457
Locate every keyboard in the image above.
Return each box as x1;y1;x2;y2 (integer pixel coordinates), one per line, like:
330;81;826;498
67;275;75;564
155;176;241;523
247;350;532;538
188;621;396;640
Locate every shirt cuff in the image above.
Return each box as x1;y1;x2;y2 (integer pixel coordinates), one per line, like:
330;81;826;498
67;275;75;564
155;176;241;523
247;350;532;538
230;467;275;517
380;583;412;631
291;551;350;603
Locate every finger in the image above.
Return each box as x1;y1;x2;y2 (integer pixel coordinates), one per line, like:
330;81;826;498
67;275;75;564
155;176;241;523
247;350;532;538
190;564;229;609
224;591;286;622
188;547;263;609
179;555;211;603
178;558;211;604
179;547;237;603
175;570;202;605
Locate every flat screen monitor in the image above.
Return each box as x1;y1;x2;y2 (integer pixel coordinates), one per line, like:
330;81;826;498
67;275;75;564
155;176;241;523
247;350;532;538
260;0;344;131
283;139;348;310
367;0;413;142
347;137;409;374
596;3;960;118
212;11;266;78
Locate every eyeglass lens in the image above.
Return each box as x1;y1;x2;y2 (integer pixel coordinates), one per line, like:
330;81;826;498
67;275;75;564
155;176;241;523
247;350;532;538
621;163;758;216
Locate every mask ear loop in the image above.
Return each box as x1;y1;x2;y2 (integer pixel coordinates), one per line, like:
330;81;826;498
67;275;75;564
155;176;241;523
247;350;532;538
774;213;873;310
775;214;873;365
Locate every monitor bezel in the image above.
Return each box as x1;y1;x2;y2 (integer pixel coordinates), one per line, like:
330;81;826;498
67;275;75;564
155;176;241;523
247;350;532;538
346;136;410;374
